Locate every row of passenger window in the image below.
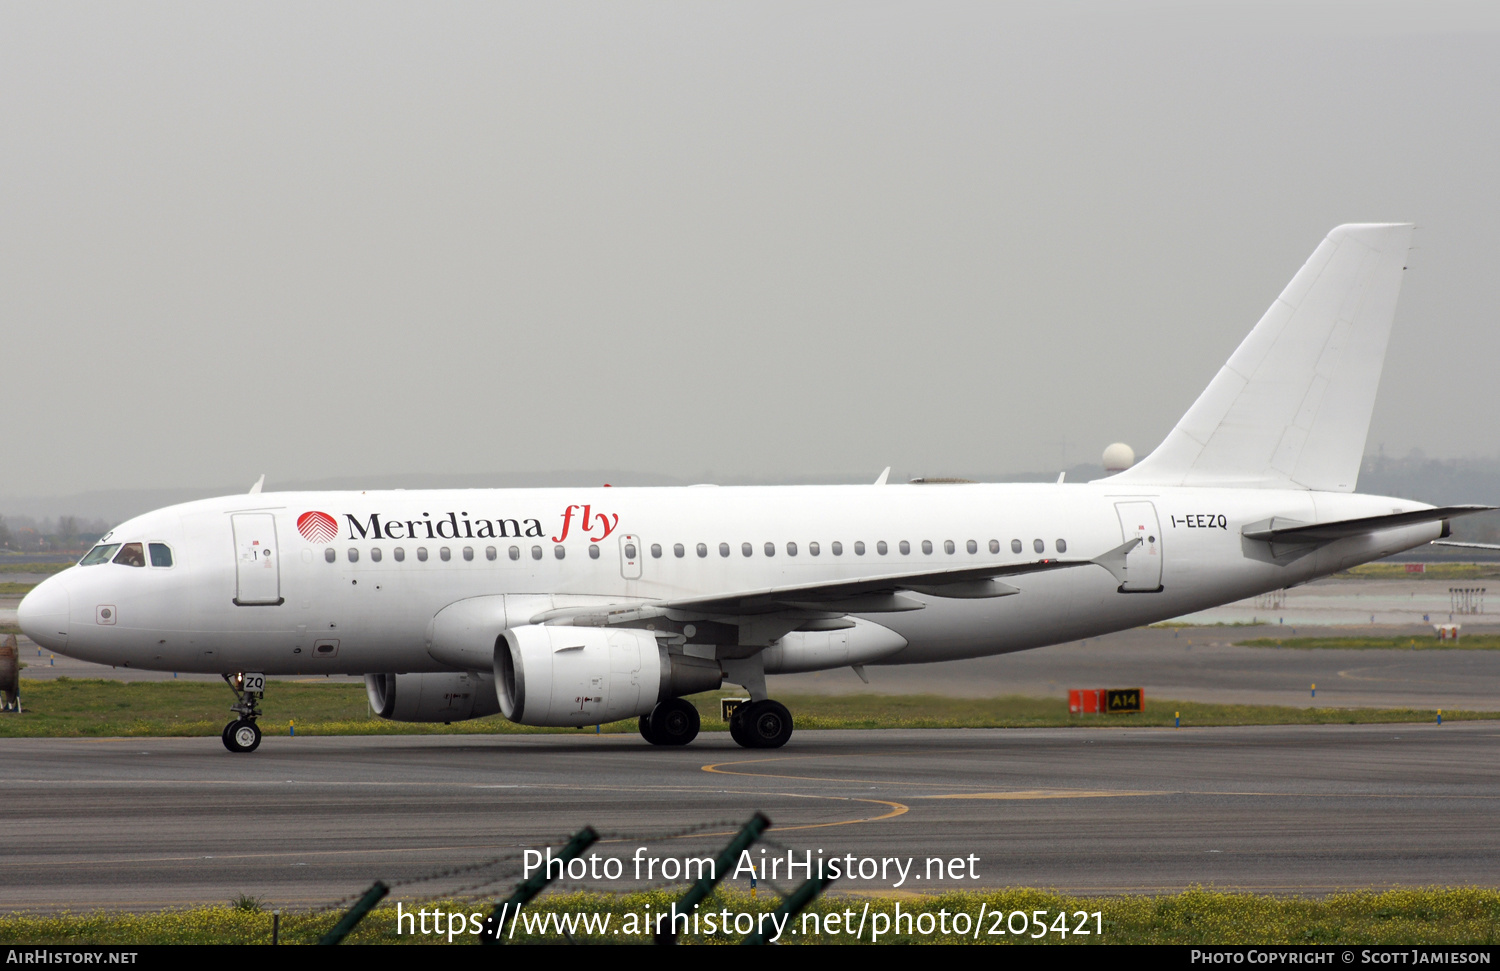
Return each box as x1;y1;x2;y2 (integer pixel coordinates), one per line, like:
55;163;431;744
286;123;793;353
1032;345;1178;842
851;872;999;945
638;538;1067;558
323;537;1069;564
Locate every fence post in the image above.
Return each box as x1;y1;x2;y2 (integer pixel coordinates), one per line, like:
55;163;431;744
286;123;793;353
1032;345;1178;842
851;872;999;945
480;826;599;946
316;881;388;945
741;874;835;945
656;812;771;944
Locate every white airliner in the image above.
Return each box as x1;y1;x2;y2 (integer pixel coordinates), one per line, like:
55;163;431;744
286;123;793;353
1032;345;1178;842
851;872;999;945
18;223;1489;753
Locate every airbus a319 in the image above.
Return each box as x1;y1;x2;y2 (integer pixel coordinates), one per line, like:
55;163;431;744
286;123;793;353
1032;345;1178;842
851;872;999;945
19;224;1487;752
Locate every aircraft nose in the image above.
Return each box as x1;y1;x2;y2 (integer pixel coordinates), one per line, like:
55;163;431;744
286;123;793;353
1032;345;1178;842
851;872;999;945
18;575;70;651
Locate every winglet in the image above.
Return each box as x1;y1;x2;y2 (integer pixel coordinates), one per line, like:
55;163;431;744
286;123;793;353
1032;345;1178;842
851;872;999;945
873;467;890;486
248;474;265;495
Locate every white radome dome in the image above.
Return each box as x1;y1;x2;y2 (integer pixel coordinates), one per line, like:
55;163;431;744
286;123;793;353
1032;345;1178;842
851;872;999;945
1102;443;1135;473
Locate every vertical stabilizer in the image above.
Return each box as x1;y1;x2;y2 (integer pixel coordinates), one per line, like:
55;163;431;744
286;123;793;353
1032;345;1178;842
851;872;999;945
1110;223;1413;492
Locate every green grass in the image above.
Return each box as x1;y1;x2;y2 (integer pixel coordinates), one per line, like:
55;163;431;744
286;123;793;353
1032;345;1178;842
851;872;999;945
0;582;36;595
0;562;72;575
2;888;1498;944
0;680;1490;738
1239;635;1500;651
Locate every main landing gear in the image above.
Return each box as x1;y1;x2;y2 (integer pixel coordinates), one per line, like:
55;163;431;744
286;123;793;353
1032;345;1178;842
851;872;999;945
639;697;701;746
728;699;793;749
221;672;265;753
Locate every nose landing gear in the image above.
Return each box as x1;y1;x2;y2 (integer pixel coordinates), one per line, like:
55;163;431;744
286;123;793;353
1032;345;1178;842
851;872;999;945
221;672;266;753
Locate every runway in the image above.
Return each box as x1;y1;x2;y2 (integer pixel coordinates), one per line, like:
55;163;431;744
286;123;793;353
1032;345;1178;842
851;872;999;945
4;723;1498;910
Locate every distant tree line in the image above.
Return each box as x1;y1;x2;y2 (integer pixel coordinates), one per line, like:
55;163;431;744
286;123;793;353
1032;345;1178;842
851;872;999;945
0;514;112;554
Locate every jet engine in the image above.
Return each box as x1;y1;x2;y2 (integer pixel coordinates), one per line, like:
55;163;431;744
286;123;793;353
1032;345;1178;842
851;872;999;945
364;671;501;723
495;625;721;727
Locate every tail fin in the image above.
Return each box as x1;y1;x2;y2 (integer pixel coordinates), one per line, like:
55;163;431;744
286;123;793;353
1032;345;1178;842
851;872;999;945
1110;223;1413;492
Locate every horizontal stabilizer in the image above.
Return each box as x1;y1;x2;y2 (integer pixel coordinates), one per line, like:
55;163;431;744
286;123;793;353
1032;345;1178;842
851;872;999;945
1242;505;1493;544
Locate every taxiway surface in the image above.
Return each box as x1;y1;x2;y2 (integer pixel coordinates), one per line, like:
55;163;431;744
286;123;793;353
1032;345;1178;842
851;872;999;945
4;723;1497;910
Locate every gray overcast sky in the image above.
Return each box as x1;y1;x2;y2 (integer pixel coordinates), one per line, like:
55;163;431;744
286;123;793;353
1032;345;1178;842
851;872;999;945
4;1;1499;498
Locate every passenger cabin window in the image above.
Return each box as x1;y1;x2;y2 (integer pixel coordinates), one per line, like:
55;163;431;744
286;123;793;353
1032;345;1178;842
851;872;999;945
854;541;865;555
787;542;797;556
486;547;497;561
877;541;888;555
764;542;775;557
113;543;146;567
463;547;474;561
921;540;933;555
347;548;359;563
418;548;429;562
325;548;336;563
589;544;600;559
531;546;542;560
719;543;730;557
809;542;820;556
440;547;451;562
674;543;685;558
1010;539;1022;554
80;544;122;566
1056;539;1067;553
697;543;708;558
394;547;406;562
509;546;520;561
742;543;752;557
944;540;955;555
832;541;843;555
967;540;978;554
148;543;173;567
1033;539;1045;554
555;545;566;559
651;544;662;558
370;547;382;562
899;541;911;555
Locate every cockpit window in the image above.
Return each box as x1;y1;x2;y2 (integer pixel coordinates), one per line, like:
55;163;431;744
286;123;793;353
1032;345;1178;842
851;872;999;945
112;543;146;567
148;543;174;568
80;544;121;566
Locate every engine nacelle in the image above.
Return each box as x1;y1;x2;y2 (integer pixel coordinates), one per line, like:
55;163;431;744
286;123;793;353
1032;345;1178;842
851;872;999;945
495;625;721;727
365;671;501;723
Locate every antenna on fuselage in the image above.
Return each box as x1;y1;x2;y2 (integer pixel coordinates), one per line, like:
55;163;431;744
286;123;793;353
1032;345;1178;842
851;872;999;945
873;467;891;486
248;474;265;495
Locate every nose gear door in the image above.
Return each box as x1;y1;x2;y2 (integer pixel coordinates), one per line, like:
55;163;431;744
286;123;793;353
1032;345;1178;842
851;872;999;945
232;513;283;606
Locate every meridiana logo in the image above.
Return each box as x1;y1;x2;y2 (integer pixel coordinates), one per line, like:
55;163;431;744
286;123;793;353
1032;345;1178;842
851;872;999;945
297;511;339;543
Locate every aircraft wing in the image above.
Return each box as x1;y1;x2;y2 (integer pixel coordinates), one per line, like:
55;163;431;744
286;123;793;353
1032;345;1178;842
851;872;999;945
531;539;1141;632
